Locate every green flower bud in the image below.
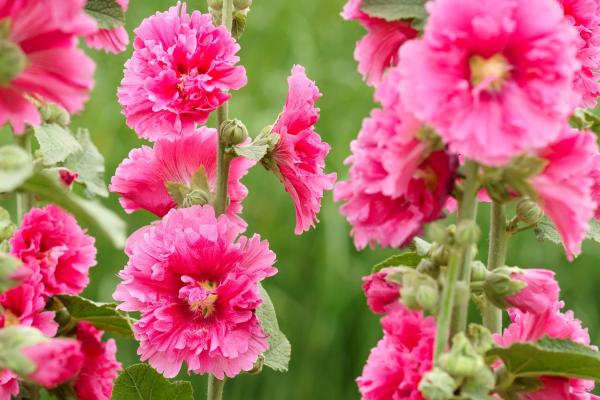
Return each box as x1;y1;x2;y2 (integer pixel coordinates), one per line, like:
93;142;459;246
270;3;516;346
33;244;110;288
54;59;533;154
467;324;494;355
455;220;481;247
516;198;543;226
470;260;488;283
401;271;439;313
439;333;482;378
234;0;252;10
461;366;496;398
221;119;248;146
0;39;26;87
418;368;457;400
416;285;439;313
39;103;70;126
430;244;449;266
207;0;223;10
210;9;223;26
416;259;439;278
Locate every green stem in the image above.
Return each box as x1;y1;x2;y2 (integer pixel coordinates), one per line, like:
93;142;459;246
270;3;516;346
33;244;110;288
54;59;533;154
483;202;509;333
16;133;33;223
207;375;226;400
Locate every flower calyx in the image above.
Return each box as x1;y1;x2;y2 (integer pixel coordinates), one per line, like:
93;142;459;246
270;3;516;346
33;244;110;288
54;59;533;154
165;166;213;209
483;267;527;309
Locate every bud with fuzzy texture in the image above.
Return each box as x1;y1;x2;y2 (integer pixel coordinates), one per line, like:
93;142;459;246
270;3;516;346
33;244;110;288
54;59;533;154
516;198;543;226
221;119;249;146
505;268;560;314
439;333;482;378
401;270;439;313
234;0;252;10
483;267;527;309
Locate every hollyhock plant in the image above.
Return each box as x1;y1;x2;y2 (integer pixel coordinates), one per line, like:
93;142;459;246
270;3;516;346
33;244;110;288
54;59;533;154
85;0;130;54
357;307;435;400
74;322;122;400
117;3;247;140
505;269;560;315
363;270;401;314
341;0;417;85
22;338;83;388
398;0;579;166
110;127;253;229
0;0;96;134
10;205;97;297
113;205;277;379
266;65;336;234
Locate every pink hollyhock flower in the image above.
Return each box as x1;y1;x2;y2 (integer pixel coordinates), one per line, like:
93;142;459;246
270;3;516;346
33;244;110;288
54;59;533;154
496;307;597;399
268;65;336;234
590;155;600;219
506;269;560;315
22;338;83;388
113;205;277;379
557;0;600;106
0;370;19;400
118;3;247;140
10;205;97;296
531;129;598;260
85;0;130;54
110;128;253;229
74;322;122;400
0;0;96;134
398;0;579;166
357;307;435;400
363;270;401;314
341;0;417;85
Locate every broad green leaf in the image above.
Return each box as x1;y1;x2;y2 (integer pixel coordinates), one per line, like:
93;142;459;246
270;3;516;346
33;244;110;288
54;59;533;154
33;123;82;165
111;364;194;400
56;295;134;339
85;0;125;30
586;219;600;243
20;171;126;248
0;254;22;292
534;217;561;245
0;145;33;192
65;129;108;197
233;144;268;162
372;251;422;273
361;0;427;22
256;286;291;372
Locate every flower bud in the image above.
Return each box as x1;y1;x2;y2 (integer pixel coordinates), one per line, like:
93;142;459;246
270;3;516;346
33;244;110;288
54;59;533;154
221;119;249;146
439;333;482;378
0;207;15;242
467;324;494;354
419;368;457;400
430;244;449;266
401;271;439;313
39;103;70;126
416;284;439;313
455;220;480;247
416;259;439;278
516;198;543;226
207;0;223;10
0;39;26;87
461;365;496;397
470;260;487;282
234;0;252;10
484;268;527;309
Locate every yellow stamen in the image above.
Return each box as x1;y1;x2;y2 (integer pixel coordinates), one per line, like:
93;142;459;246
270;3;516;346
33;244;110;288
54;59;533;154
470;54;510;92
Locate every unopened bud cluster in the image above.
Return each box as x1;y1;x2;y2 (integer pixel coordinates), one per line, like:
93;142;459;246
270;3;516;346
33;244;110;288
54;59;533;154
221;119;249;146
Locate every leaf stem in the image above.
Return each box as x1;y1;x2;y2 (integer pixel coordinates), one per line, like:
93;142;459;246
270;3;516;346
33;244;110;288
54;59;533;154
15;132;33;223
207;375;226;400
483;202;508;333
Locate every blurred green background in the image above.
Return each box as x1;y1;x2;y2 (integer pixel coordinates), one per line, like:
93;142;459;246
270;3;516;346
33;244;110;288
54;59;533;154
13;0;600;398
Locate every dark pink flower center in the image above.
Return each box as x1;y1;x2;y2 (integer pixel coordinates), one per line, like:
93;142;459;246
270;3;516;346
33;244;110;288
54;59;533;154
179;275;218;317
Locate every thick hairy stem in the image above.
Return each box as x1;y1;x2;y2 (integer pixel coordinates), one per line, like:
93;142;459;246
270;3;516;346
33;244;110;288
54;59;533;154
16;133;33;223
207;375;226;400
434;160;480;362
483;202;508;333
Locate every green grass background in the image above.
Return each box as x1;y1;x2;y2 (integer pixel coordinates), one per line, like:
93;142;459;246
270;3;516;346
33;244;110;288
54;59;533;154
17;0;600;398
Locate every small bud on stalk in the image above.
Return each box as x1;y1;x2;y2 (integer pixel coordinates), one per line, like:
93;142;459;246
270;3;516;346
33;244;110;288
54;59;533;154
233;0;252;10
516;198;543;226
221;119;249;146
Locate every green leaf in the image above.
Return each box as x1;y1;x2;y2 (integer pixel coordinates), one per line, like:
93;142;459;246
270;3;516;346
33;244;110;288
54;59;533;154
111;364;194;400
586;219;600;243
233;144;268;162
64;128;108;197
0;145;33;192
412;237;431;256
0;254;22;292
534;217;561;245
85;0;125;30
361;0;427;22
56;295;134;339
256;286;291;372
19;171;126;248
33;124;82;165
372;251;422;273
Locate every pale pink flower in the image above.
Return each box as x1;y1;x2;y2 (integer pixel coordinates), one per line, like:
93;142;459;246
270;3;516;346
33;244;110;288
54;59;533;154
118;3;247;140
10;205;97;297
0;0;96;134
531;129;598;260
85;0;130;54
506;269;560;315
270;65;336;234
74;322;122;400
363;270;401;314
341;0;417;85
357;307;435;400
399;0;579;165
113;205;277;379
110;128;253;230
22;338;83;388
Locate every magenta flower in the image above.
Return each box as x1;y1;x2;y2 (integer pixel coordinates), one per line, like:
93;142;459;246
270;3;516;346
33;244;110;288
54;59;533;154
85;0;129;54
113;205;277;379
531;128;598;260
118;3;247;140
398;0;579;166
0;370;19;400
506;269;560;315
362;270;401;314
22;338;83;388
357;308;435;400
110;128;253;229
0;0;96;134
590;154;600;219
74;322;122;400
341;0;417;85
10;205;97;297
270;65;336;234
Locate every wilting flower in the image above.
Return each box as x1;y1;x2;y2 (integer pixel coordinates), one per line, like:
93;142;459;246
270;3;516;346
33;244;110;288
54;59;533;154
118;2;247;140
85;0;130;53
531;128;598;260
357;307;435;400
110;128;253;229
399;0;579;165
113;206;277;379
22;338;83;388
0;0;96;134
74;322;122;400
505;269;560;315
265;65;336;234
341;0;417;85
10;205;97;297
362;270;401;314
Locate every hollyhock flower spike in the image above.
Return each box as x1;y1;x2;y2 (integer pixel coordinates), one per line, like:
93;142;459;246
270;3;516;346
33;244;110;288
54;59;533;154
265;65;336;234
118;2;247;140
85;0;130;54
10;205;97;297
22;338;83;388
0;0;96;134
113;205;277;379
110;127;253;230
398;0;579;165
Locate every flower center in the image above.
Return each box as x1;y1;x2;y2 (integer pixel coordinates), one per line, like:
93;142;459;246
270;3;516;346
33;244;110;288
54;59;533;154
179;276;218;318
469;54;510;92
